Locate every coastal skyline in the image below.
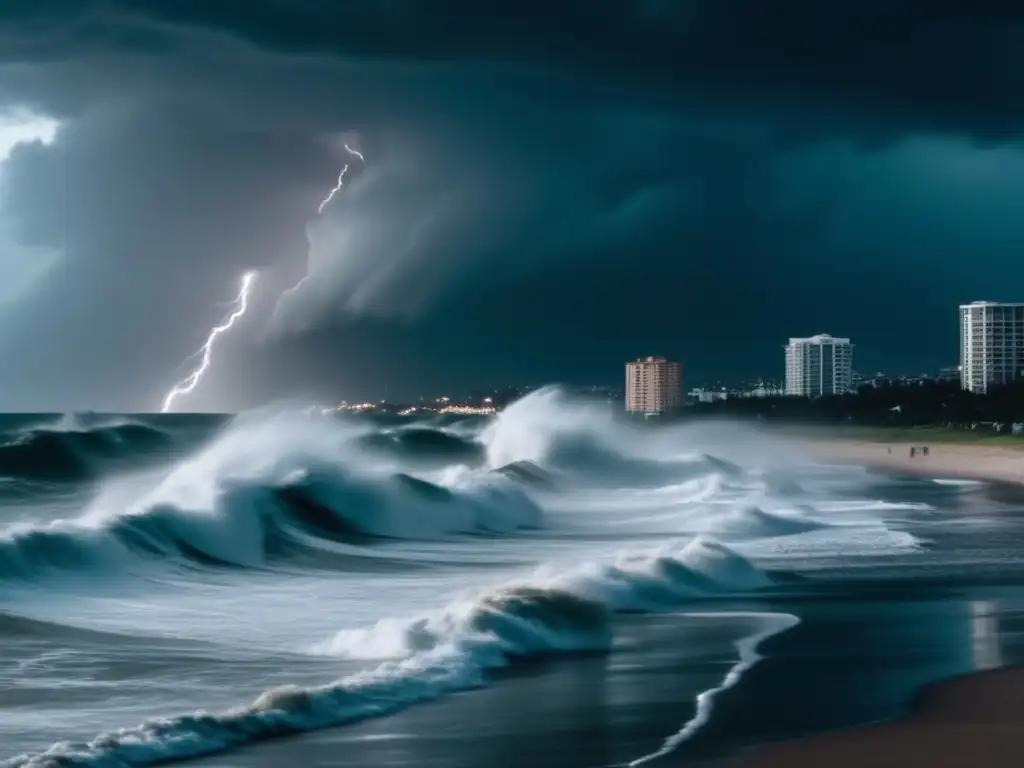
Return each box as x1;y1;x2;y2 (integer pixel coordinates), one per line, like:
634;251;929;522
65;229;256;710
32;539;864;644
5;6;1024;768
2;4;1024;409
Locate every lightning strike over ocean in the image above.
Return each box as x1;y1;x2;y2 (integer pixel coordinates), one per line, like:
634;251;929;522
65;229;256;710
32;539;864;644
160;270;258;412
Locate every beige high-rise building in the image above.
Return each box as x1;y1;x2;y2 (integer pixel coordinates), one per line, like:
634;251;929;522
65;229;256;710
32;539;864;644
625;356;682;414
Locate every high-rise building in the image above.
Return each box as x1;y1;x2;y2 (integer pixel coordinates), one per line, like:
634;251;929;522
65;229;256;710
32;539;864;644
960;301;1024;393
784;334;853;397
625;356;682;414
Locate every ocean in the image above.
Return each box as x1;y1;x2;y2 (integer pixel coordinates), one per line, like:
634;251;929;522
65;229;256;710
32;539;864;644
2;386;1024;767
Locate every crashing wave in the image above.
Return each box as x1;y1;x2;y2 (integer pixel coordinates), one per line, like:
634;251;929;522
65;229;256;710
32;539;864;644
0;465;545;578
0;423;176;481
354;427;484;467
5;537;775;768
0;390;933;767
700;506;829;541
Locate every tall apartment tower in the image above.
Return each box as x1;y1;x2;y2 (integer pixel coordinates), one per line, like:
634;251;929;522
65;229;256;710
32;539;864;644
784;334;854;397
625;356;682;414
960;301;1024;393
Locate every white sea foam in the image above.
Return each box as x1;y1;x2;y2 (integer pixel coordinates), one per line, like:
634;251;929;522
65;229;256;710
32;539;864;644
4;537;780;767
0;389;936;765
629;611;801;766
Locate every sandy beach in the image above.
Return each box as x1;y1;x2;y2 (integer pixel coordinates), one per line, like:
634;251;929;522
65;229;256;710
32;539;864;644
725;665;1024;767
804;438;1024;485
720;436;1024;767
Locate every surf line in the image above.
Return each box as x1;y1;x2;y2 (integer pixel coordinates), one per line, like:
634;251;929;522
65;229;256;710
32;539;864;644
627;611;801;767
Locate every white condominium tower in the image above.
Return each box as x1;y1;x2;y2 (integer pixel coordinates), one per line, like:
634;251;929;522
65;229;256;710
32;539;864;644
960;301;1024;393
784;334;853;397
625;356;682;414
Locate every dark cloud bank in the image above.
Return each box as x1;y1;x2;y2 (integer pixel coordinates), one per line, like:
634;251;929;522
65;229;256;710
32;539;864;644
0;1;1022;410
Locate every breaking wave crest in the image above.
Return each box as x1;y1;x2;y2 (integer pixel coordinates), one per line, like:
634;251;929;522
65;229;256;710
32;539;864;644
0;389;845;580
0;422;176;481
5;537;777;768
701;505;829;540
0;388;927;766
0;466;544;578
316;536;770;660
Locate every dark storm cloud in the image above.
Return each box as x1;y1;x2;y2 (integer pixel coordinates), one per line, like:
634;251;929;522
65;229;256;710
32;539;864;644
0;1;1021;409
15;0;1024;132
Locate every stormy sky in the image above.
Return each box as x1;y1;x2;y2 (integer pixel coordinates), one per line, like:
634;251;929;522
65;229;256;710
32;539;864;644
0;1;1022;411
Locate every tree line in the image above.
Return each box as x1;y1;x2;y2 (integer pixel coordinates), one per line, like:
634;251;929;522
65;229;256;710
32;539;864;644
681;379;1024;428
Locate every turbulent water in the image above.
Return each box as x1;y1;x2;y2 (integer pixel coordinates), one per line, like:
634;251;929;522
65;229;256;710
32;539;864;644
0;388;1015;767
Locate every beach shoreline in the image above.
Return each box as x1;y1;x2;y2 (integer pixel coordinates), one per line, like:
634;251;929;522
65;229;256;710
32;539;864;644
720;664;1024;767
707;434;1024;766
794;436;1024;485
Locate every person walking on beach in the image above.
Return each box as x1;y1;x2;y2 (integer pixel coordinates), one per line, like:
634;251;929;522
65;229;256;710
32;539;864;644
923;446;930;457
910;447;916;458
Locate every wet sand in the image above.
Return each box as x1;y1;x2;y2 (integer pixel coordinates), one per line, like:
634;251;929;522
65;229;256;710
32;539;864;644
722;436;1024;767
724;664;1024;767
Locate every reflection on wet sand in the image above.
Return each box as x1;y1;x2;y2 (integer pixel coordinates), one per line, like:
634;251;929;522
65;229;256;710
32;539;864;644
971;599;1003;671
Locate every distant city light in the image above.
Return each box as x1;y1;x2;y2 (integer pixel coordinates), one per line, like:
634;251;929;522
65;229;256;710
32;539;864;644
439;405;496;415
323;401;497;416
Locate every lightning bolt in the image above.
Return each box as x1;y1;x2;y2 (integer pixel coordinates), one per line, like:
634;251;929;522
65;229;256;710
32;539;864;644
344;143;365;163
316;143;364;214
275;142;367;318
160;270;258;413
